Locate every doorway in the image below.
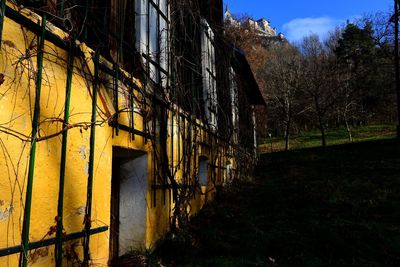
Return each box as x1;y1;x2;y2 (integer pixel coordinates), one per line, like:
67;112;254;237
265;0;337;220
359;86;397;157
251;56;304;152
110;147;148;262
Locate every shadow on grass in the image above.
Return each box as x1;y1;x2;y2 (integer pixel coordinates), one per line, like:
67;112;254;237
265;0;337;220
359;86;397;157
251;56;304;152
154;139;400;267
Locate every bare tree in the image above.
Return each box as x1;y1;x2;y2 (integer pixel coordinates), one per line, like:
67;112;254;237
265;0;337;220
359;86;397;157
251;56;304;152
261;44;305;150
299;34;339;147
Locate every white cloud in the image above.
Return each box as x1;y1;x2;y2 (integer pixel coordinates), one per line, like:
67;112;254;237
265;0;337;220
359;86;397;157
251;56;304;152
282;16;343;42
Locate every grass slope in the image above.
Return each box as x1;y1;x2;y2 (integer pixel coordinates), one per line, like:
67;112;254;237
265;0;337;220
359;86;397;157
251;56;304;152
259;125;396;153
155;139;400;267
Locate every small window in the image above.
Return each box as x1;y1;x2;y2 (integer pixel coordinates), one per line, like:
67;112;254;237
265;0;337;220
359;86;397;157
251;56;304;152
198;156;208;186
225;161;233;184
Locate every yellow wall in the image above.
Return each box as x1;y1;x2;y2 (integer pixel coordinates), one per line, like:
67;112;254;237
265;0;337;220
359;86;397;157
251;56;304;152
0;4;236;266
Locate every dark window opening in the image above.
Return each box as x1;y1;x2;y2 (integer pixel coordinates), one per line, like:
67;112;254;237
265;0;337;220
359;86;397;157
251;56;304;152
171;1;204;118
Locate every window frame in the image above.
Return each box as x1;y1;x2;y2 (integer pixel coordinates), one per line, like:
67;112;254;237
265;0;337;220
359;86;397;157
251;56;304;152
200;18;218;131
135;0;170;87
229;67;239;143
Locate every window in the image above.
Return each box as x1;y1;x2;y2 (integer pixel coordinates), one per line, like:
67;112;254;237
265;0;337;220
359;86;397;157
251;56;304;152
136;0;169;87
225;161;232;184
200;18;217;130
198;157;208;187
230;68;239;143
170;6;203;115
197;156;209;205
108;0;137;73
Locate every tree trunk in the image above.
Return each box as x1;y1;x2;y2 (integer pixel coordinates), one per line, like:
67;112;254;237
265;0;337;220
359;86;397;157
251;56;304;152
284;121;290;151
319;118;326;147
395;0;400;138
284;113;291;151
344;111;353;143
314;96;326;147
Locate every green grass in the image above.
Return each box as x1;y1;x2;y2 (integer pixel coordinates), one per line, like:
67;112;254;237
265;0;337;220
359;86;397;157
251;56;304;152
154;138;400;267
258;124;396;153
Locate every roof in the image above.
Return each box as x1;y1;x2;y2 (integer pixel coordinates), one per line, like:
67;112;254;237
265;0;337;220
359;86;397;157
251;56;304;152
232;48;266;106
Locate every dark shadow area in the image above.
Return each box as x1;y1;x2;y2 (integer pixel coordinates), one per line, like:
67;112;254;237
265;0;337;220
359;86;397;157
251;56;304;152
154;139;400;266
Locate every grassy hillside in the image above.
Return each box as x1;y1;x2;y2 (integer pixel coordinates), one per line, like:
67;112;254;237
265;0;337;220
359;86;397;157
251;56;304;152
258;125;396;153
154;139;400;266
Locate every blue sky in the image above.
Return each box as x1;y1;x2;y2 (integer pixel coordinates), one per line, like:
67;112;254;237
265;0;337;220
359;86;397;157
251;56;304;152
224;0;393;42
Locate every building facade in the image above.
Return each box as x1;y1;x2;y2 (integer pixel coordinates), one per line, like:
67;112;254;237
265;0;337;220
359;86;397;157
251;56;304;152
0;0;264;266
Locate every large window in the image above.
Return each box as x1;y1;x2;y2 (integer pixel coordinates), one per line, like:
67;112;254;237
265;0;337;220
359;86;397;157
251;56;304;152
229;68;239;143
200;18;218;130
108;0;137;72
136;0;169;87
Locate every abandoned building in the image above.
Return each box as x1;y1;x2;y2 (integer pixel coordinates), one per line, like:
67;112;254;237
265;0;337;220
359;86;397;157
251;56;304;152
0;0;265;266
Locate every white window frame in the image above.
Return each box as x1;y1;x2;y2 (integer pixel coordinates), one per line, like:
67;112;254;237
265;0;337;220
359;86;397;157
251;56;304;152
229;67;239;143
200;18;218;131
136;0;169;87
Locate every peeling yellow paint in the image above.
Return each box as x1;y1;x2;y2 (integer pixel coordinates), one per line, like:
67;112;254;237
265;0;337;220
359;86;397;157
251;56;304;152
0;3;237;266
0;200;13;221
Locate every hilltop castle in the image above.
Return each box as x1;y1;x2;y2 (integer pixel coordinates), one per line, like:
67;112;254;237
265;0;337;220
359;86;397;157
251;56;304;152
224;5;285;40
